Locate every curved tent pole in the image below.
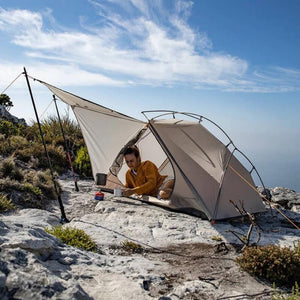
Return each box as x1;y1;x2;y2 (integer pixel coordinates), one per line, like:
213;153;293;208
23;67;69;223
142;110;234;146
143;110;269;220
142;110;266;188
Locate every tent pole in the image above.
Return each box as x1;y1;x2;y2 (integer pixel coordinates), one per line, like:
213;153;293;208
23;67;69;223
53;95;79;192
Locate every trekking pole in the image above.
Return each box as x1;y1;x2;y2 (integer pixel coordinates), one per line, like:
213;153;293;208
23;67;69;223
53;95;79;192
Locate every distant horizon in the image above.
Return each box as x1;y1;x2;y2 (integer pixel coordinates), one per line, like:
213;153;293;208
1;0;299;192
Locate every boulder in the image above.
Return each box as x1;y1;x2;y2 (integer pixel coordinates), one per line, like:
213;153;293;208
0;105;27;126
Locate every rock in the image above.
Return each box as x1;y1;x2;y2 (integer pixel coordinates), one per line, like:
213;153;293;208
270;187;300;209
1;180;299;299
0;105;27;126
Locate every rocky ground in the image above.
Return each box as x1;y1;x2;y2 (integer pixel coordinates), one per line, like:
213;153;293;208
1;179;300;299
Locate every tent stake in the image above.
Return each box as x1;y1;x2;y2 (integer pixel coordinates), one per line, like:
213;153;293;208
53;95;79;192
23;67;69;223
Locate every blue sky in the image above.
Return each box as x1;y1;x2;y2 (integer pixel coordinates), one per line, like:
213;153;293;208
0;0;299;191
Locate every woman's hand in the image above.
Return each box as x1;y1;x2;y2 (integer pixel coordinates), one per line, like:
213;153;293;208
122;188;135;197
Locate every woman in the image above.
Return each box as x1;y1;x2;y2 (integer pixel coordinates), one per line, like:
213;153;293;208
122;146;174;199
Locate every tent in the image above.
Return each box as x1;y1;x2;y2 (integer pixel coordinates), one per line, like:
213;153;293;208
40;80;265;221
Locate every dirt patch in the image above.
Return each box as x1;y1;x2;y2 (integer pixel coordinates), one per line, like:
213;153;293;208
110;242;273;299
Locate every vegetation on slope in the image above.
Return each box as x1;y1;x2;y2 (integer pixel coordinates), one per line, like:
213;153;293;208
236;242;300;287
0;101;92;210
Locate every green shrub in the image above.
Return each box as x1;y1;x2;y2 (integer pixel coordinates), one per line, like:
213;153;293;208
0;158;24;181
0;193;16;213
23;183;42;197
0;120;25;137
74;146;92;177
45;226;98;252
236;243;300;287
0;134;13;156
30;170;57;199
121;240;144;253
0;158;15;177
16;143;68;174
1;115;85;176
9;135;28;149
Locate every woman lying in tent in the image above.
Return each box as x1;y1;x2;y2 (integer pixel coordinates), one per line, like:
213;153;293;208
122;146;174;199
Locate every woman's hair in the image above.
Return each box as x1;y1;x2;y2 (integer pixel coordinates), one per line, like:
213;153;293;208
124;145;140;158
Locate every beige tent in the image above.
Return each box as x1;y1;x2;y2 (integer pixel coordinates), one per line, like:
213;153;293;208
41;81;265;220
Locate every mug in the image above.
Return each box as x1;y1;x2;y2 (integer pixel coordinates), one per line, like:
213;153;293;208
114;188;122;197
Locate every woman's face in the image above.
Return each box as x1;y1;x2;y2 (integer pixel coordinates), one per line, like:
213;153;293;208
125;153;140;170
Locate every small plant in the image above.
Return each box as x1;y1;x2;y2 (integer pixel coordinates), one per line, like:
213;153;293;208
0;120;25;137
23;183;42;197
0;158;24;181
0;158;15;177
236;243;300;287
0;193;16;213
24;169;58;199
121;240;144;253
212;235;223;241
74;146;92;177
272;282;300;300
45;225;98;252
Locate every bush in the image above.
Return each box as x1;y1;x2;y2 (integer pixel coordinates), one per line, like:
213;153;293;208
121;240;144;253
23;183;42;197
0;158;24;181
9;135;28;149
74;146;92;177
0;158;15;177
45;226;98;252
1;114;88;177
236;242;300;287
0;120;25;137
0;193;16;213
30;170;58;199
16;143;68;174
0;159;59;209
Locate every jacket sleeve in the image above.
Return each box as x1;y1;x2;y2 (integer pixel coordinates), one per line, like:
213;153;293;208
132;161;158;195
125;170;133;188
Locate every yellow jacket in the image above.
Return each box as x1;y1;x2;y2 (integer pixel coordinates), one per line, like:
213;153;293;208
125;161;167;196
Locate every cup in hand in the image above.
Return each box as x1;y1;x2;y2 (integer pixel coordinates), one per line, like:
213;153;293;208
114;188;122;197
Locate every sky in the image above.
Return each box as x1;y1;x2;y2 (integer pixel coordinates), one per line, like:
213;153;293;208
0;0;299;191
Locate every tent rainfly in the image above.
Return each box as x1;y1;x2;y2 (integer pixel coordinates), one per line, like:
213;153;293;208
41;80;266;221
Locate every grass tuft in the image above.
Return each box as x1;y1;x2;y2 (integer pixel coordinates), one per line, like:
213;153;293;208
45;225;98;252
121;240;144;253
0;193;16;213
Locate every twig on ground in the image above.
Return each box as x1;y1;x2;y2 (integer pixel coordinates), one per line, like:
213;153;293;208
228;200;261;251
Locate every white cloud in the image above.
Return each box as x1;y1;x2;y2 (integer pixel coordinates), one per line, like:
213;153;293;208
0;61;125;90
0;4;299;92
0;7;42;30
